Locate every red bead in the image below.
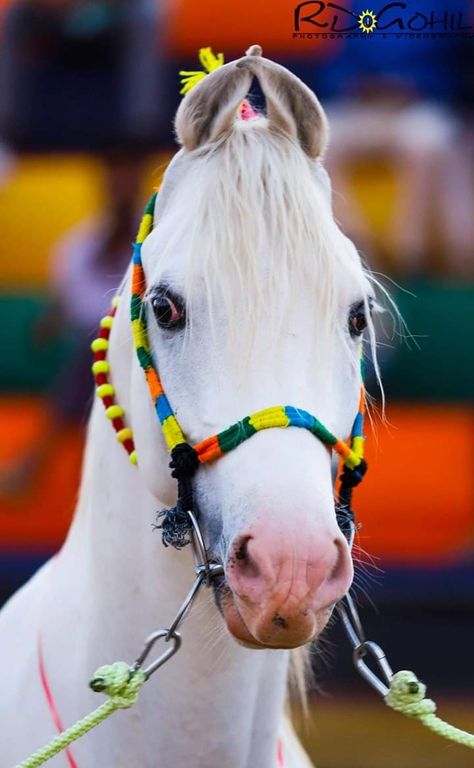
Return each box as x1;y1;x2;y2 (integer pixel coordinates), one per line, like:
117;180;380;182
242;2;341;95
99;327;110;340
96;373;107;386
102;395;114;408
124;438;135;453
112;417;124;431
94;350;106;361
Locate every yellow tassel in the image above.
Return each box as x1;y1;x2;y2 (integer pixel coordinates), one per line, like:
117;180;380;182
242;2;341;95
179;47;224;95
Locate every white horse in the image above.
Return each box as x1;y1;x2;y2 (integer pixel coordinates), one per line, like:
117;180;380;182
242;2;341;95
0;46;376;767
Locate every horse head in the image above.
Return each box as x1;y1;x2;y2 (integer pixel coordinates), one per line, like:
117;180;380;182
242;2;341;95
125;46;375;650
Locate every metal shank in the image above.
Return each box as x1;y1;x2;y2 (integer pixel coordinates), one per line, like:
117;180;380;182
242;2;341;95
337;523;394;697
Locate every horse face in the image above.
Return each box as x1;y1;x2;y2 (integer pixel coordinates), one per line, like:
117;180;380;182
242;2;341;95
131;51;375;649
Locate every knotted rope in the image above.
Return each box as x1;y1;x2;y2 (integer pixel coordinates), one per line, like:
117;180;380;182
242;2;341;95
385;671;474;749
14;663;146;768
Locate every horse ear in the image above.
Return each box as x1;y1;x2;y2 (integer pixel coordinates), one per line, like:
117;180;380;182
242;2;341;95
175;61;253;151
237;48;329;159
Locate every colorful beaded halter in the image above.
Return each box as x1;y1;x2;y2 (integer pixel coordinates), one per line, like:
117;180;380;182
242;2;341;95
92;191;367;547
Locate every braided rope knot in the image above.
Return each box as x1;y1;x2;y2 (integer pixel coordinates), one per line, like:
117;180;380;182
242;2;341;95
169;443;200;480
383;670;474;748
342;458;367;488
385;670;436;718
89;662;146;709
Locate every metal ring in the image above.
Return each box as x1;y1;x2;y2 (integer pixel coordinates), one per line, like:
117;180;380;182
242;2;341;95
186;509;210;576
353;640;393;697
133;629;182;680
185;509;224;584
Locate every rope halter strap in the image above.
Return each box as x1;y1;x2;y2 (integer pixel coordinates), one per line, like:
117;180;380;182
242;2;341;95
92;191;368;547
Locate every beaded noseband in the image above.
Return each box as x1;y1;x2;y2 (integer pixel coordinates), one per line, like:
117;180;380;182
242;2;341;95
91;192;367;547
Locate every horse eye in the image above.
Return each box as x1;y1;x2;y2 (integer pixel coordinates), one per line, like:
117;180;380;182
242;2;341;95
151;290;185;330
349;301;369;338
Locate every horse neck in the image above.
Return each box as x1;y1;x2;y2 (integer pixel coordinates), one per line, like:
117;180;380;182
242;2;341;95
51;379;289;767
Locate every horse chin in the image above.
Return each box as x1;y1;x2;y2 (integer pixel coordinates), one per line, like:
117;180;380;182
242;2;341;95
215;581;325;650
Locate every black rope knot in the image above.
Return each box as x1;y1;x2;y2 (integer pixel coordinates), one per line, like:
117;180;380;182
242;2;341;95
169;443;199;481
341;458;368;489
155;443;200;549
336;459;367;540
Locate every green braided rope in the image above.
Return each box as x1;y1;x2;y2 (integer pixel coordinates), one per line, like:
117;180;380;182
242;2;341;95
14;662;146;768
385;670;474;749
13;666;474;765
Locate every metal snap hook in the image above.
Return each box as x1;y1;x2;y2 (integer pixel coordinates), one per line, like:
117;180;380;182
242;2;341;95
354;640;393;697
337;592;393;697
133;629;182;680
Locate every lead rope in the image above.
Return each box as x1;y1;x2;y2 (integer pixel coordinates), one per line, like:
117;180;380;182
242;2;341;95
338;562;474;749
14;664;146;768
385;671;474;748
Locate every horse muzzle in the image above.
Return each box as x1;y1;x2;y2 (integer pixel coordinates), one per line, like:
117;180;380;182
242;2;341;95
219;521;354;649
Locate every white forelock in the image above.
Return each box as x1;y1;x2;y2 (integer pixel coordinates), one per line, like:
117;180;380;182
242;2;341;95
150;118;375;368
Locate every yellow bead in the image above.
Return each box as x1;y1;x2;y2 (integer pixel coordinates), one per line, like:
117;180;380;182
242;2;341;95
96;383;115;399
92;360;110;375
100;316;113;329
112;295;121;308
105;405;125;420
91;338;109;353
116;427;133;444
129;451;138;465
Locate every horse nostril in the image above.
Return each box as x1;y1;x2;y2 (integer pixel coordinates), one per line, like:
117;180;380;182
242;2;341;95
228;535;263;588
328;536;349;584
235;537;250;561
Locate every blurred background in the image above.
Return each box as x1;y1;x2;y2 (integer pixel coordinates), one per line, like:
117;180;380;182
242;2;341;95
0;1;472;766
